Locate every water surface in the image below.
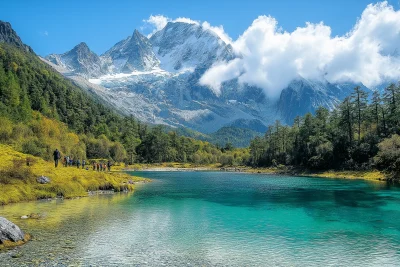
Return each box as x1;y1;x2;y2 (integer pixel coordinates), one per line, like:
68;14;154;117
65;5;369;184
1;172;400;266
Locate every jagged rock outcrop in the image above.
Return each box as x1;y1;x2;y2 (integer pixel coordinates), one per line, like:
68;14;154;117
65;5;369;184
0;20;33;53
277;78;368;123
46;42;105;78
102;29;160;73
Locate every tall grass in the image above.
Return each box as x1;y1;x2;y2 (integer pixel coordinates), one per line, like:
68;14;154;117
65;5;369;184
0;145;147;205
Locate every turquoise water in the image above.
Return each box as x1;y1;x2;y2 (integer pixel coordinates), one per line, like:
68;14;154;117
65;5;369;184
1;172;400;266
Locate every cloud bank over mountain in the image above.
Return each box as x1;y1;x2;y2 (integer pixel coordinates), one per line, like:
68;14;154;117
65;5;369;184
198;1;400;98
143;15;232;45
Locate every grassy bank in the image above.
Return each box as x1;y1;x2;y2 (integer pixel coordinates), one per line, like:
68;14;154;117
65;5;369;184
118;162;221;171
119;162;387;181
0;145;148;205
122;162;386;181
246;166;386;181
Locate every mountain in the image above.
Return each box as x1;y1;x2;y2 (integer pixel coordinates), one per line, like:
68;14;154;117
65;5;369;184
45;42;105;78
150;21;235;71
0;21;130;137
277;78;368;123
102;29;159;73
44;22;273;135
43;21;374;144
0;20;33;53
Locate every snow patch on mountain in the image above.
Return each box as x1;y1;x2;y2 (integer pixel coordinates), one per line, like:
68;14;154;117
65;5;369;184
150;22;235;72
101;30;160;73
171;109;212;122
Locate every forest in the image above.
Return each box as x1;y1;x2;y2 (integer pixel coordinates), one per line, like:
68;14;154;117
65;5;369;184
248;85;400;178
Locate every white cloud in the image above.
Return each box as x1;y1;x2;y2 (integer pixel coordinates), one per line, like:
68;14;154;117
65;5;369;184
200;58;243;96
39;30;49;37
142;15;231;45
142;15;170;37
200;1;400;99
174;17;199;25
201;22;232;45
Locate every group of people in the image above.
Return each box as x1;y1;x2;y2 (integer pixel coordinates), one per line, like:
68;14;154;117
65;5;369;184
62;156;87;169
53;148;112;171
92;161;112;172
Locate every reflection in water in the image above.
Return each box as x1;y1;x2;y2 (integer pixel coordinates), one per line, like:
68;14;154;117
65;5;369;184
1;172;400;266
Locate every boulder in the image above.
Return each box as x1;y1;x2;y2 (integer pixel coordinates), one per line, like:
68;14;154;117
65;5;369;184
37;175;50;184
0;217;25;243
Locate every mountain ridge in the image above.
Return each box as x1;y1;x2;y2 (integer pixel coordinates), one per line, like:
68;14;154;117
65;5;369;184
0;20;34;53
43;20;371;142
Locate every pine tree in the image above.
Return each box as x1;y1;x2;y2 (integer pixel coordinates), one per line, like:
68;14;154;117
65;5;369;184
371;90;381;135
340;97;353;145
383;83;400;133
351;86;368;143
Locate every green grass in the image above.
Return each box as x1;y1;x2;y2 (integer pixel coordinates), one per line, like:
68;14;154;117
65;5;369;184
0;145;149;205
246;166;386;181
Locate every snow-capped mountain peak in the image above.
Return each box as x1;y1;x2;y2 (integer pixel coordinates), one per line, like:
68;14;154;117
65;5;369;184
102;29;159;73
45;42;104;78
150;21;235;72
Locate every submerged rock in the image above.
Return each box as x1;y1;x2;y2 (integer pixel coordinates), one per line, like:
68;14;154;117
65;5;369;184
21;213;41;220
37;175;50;184
28;213;40;219
0;217;25;243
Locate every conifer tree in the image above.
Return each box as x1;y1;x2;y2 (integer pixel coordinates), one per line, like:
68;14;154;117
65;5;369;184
351;86;368;143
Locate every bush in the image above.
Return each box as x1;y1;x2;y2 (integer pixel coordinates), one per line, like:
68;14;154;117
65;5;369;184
375;134;400;179
220;154;234;166
21;139;49;159
0;117;12;142
0;159;34;184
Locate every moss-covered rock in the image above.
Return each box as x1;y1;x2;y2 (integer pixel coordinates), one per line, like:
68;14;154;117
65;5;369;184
0;217;30;249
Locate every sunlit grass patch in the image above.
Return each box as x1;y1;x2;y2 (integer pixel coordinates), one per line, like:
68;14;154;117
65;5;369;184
308;170;385;181
0;144;148;205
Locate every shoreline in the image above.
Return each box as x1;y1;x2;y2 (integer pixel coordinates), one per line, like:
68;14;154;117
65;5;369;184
124;165;387;181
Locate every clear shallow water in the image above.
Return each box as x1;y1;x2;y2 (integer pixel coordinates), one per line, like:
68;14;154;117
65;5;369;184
1;172;400;266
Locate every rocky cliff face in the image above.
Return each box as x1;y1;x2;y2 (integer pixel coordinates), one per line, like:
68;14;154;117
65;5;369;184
46;42;105;78
102;29;160;73
277;78;366;123
0;21;33;53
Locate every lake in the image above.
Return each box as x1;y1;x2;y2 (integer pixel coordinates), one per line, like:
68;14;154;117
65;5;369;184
1;172;400;266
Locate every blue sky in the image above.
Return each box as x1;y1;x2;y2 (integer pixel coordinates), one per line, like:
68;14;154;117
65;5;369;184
1;0;399;56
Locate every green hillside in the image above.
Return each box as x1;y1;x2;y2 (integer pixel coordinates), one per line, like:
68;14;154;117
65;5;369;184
0;41;248;165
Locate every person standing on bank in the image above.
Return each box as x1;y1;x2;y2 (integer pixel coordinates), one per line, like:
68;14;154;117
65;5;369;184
53;149;61;167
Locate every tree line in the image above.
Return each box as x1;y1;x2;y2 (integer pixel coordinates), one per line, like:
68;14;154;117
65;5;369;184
249;84;400;178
